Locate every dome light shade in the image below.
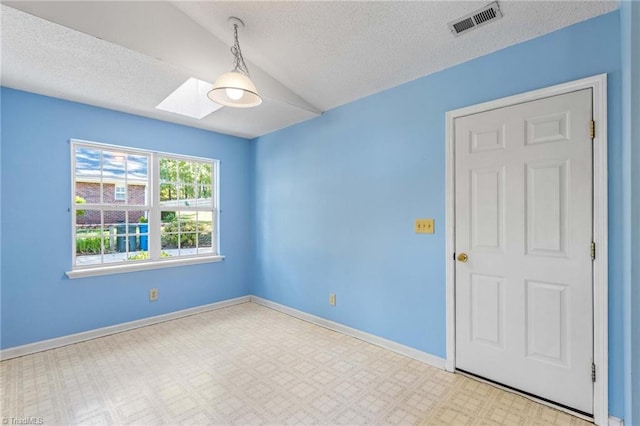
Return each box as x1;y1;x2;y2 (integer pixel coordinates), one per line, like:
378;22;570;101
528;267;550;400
208;71;262;108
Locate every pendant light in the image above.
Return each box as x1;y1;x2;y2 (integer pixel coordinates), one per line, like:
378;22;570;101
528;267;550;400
208;17;262;108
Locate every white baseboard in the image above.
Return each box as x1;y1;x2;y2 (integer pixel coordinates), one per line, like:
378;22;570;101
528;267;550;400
0;295;251;361
608;416;623;426
250;296;447;370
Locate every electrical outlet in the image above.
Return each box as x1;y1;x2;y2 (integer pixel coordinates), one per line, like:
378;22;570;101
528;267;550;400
329;293;336;306
415;218;435;234
149;288;159;301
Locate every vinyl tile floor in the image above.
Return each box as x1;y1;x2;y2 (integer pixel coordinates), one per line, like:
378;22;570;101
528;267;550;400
1;302;592;425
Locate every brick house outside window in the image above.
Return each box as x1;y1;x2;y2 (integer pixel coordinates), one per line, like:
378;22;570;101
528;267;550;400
76;181;147;225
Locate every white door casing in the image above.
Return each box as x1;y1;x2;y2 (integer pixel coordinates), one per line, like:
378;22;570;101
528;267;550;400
445;74;608;425
455;89;593;413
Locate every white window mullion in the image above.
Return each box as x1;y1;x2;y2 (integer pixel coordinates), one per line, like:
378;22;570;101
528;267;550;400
100;209;106;265
149;153;161;260
100;151;105;204
80;203;147;210
124;153;129;204
214;160;220;256
70;143;77;268
213;209;219;255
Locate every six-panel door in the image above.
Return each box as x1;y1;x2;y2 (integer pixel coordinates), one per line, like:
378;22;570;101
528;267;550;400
454;89;594;414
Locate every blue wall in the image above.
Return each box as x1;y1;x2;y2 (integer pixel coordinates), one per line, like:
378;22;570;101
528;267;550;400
254;11;625;418
620;1;640;424
0;89;254;349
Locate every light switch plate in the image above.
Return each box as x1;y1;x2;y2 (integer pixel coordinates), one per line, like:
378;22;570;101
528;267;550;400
415;218;435;234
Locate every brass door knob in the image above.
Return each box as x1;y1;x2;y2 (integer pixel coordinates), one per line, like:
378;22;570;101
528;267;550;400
457;253;468;263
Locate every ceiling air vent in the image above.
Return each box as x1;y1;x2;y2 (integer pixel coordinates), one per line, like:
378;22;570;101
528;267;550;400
448;2;503;37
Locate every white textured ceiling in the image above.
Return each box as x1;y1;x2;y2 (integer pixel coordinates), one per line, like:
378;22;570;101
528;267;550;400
1;1;618;139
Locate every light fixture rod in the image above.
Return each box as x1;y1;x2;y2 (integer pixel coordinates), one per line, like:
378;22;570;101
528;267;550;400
230;21;251;77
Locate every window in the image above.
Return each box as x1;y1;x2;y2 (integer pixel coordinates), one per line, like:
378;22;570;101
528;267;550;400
114;184;126;201
158;156;215;257
69;140;221;278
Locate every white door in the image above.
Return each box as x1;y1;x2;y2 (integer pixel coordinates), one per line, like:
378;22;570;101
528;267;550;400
454;89;594;414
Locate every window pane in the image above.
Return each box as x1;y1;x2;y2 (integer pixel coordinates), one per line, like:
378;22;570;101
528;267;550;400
127;154;148;181
179;160;196;183
136;212;150;253
196;185;213;208
75;147;102;205
177;211;197;256
197;211;213;254
197;232;213;255
105;211;136;262
198;163;212;185
160;236;175;253
161;210;177;224
75;188;95;206
161;210;179;253
178;211;197;229
160;158;177;182
160;183;178;206
103;151;126;178
75;147;101;181
75;203;97;226
180;234;197;255
126;154;149;207
127;184;147;205
127;212;150;262
103;182;124;203
75;210;108;266
180;184;195;204
196;211;213;232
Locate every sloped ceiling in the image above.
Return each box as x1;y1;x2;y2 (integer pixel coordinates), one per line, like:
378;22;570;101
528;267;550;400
1;1;617;139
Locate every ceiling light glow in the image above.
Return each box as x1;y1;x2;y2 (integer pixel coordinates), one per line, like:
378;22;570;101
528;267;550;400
226;88;244;100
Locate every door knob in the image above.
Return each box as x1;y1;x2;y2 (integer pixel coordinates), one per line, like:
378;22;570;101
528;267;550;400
457;253;468;263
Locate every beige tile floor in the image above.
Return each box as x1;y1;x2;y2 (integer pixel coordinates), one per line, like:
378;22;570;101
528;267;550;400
1;302;592;425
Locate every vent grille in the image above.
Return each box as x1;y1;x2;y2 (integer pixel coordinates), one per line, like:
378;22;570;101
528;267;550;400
453;18;475;34
474;8;497;25
448;2;503;36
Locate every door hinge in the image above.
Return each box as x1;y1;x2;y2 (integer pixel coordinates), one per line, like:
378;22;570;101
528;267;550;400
591;242;596;260
592;363;596;383
590;120;595;139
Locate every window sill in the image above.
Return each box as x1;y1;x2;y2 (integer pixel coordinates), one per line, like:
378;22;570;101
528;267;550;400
65;255;225;279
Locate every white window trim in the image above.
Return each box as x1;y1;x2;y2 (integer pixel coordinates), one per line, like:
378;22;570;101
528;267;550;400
67;139;222;279
66;255;225;279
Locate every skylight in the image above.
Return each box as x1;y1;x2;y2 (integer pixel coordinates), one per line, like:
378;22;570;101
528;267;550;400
156;78;223;119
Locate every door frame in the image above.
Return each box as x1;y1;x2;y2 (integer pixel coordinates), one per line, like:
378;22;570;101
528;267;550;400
444;74;608;425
